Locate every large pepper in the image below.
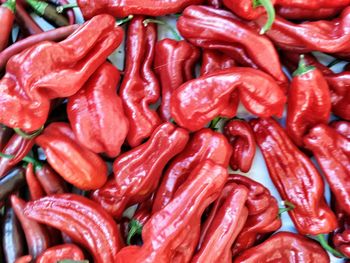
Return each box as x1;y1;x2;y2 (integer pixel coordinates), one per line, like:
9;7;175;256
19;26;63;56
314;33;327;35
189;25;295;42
0;14;123;132
36;244;85;263
115;160;228;263
92;123;189;218
119;16;161;147
35;122;108;190
23;194;124;263
170;68;286;132
68;62;129;158
304;124;350;216
177;5;288;89
152;128;232;213
251;118;337;235
233;232;330;263
0;0;16;51
154;38;199;122
331;120;350;139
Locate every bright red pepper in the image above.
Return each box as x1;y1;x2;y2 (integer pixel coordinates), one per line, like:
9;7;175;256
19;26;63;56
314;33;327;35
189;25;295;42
276;6;341;20
25;163;45;201
115;160;228;263
0;0;16;51
36;244;85;263
251;118;337;235
92;123;189;218
154;38;200;122
0;14;123;132
35;122;108;190
170;68;286;132
277;0;350;8
331;120;350;139
119;16;161;147
68;62;129;158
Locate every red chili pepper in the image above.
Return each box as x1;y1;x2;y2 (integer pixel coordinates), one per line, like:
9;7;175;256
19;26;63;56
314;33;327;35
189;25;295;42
115;160;228;262
0;0;16;51
170;68;286;132
68;62;129;158
14;1;42;36
0;14;123;132
25;163;45;200
205;0;222;8
23;194;124;263
92;123;189;218
233;232;330;263
224;119;256;173
333;202;350;258
276;6;341;20
36;244;85;263
154;38;200;122
119;16;161;147
14;255;32;263
35;122;108;190
277;0;350;8
34;163;67;195
331;120;350;139
152;128;232;213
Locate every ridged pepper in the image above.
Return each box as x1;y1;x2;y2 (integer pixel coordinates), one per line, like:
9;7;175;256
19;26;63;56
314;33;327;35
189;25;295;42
304;124;350;216
233;232;330;263
35;122;108;190
332;202;350;258
0;14;123;132
177;5;288;89
68;62;129;158
192;183;248;263
36;244;85;263
152;128;232;213
251;118;337;235
115;160;228;263
224;119;256;173
92;123;189;218
276;6;341;20
25;163;45;200
154;38;200;122
0;0;16;51
23;194;124;263
331;120;350;139
170;68;286;132
286;56;331;147
119;16;161;147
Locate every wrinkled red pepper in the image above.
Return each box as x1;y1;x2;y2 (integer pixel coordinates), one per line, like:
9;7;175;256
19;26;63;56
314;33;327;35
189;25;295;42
332;202;350;258
36;244;85;263
0;0;16;51
331;120;350;139
68;62;129;158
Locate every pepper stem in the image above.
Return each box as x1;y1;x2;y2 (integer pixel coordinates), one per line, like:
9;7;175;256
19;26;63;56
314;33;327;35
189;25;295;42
293;55;316;76
253;0;275;34
56;2;78;13
127;219;143;245
143;18;181;41
210;117;222;131
278;200;295;216
26;0;48;16
116;15;134;26
0;152;43;169
13;126;44;140
2;0;16;13
315;234;345;258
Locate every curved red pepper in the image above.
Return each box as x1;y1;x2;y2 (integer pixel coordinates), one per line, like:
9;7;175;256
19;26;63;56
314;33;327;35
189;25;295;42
276;6;341;20
115;160;228;262
92;123;189;218
0;0;16;51
331;120;350;139
224;119;256;173
35;122;108;190
68;62;129;158
36;244;85;263
119;16;161;147
24;194;124;263
14;255;32;263
251;118;337;235
0;14;123;132
170;68;286;132
25;163;45;201
34;163;67;195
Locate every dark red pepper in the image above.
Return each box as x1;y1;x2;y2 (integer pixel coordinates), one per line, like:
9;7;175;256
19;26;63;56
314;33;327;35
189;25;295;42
0;125;13;151
332;202;350;258
34;163;67;195
276;6;341;20
36;244;85;263
0;167;26;202
0;0;16;51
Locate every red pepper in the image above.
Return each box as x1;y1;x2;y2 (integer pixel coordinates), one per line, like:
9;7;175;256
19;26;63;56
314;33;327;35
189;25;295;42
68;62;129;158
331;120;350;139
0;125;13;151
25;163;45;200
277;0;350;8
0;14;123;132
119;16;161;147
35;122;108;190
177;5;288;89
170;68;286;132
23;194;124;263
14;255;32;263
205;0;222;8
154;38;200;122
286;56;331;147
36;244;85;263
192;183;249;262
333;202;350;258
14;1;42;36
276;6;341;20
0;0;16;51
233;232;330;263
34;163;67;195
92;123;189;218
251;118;337;235
0;167;26;202
304;124;350;216
152;128;232;213
224;119;256;173
115;160;228;262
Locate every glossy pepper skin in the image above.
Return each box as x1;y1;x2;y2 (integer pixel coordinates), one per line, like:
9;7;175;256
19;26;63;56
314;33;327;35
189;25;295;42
331;120;350;139
304;124;350;215
233;232;330;263
0;14;123;132
333;203;350;258
24;194;124;263
92;123;189;218
152;128;232;213
170;68;286;132
115;160;228;263
35;122;108;190
222;0;277;20
154;39;200;122
0;0;16;51
251;118;337;235
276;6;341;20
224;119;256;173
277;0;350;8
25;163;45;200
192;183;248;263
120;16;161;147
36;244;85;263
68;62;129;158
177;5;288;89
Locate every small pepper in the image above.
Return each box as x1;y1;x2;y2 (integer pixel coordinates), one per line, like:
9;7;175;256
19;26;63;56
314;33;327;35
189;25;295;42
0;167;26;202
34;163;67;195
331;120;350;139
36;244;85;263
0;0;16;51
25;163;45;200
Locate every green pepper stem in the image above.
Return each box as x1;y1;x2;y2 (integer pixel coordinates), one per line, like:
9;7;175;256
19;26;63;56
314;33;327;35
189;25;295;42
143;18;181;41
116;15;134;26
127;219;143;245
253;0;276;34
209;117;222;131
26;0;48;16
293;55;315;77
315;234;345;258
2;0;16;13
278;200;295;216
13;126;44;140
0;152;43;169
56;2;78;13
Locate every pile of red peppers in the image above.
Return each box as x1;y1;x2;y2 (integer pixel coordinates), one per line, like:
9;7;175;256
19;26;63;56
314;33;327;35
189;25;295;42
0;0;349;262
